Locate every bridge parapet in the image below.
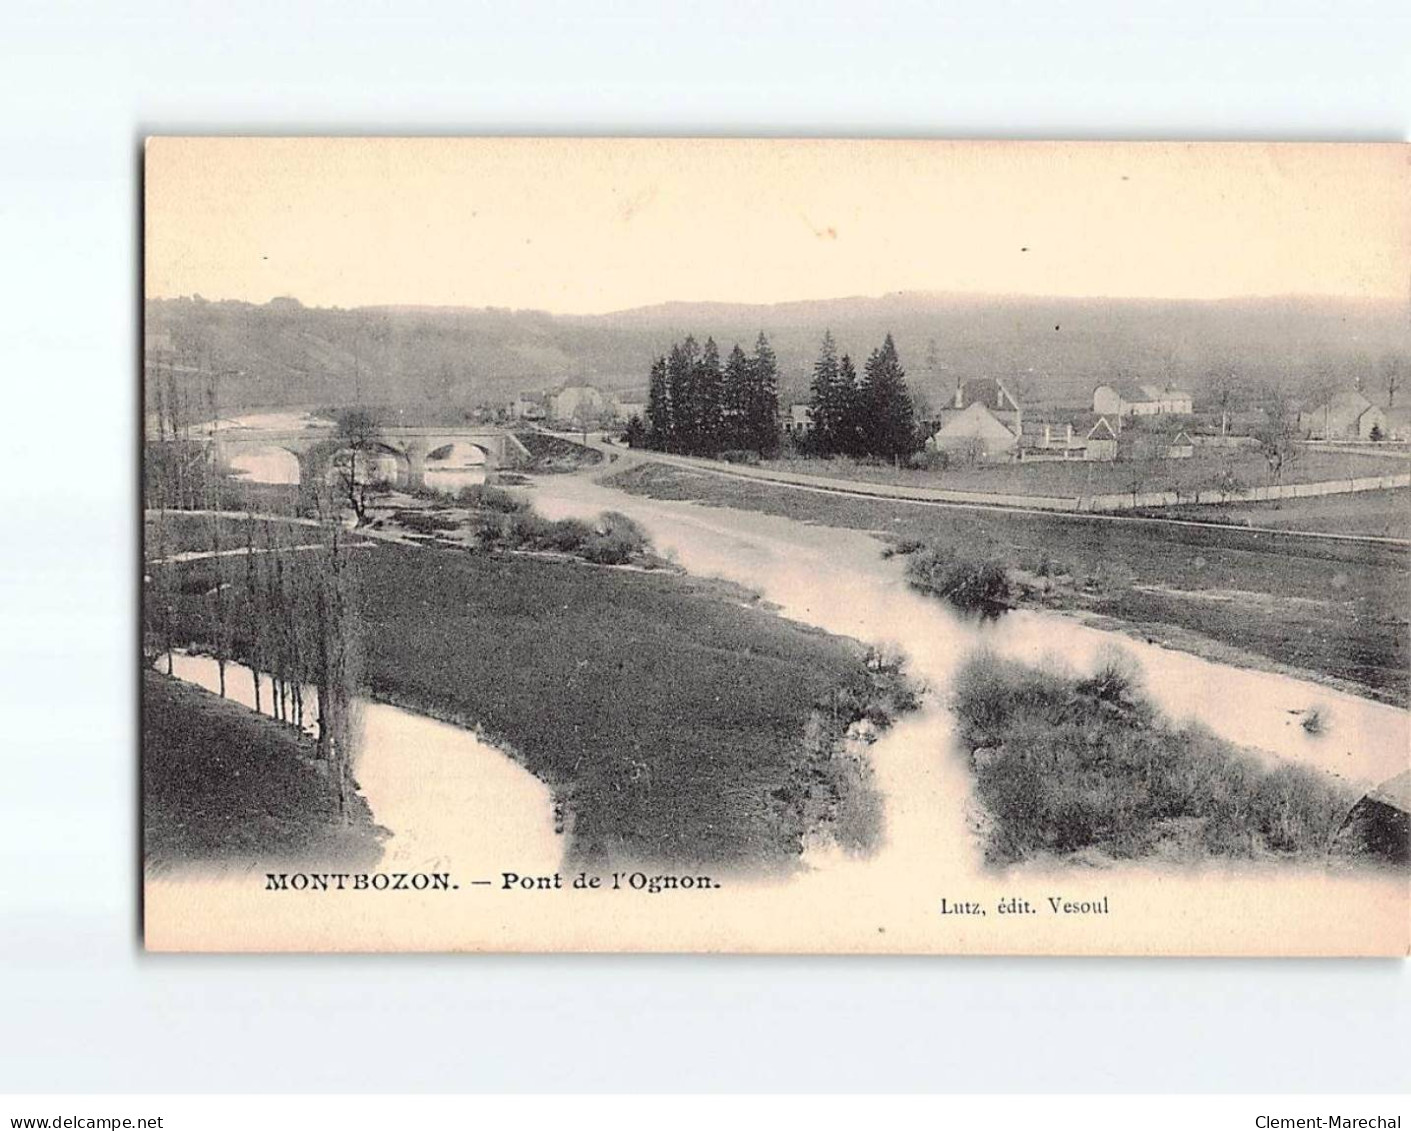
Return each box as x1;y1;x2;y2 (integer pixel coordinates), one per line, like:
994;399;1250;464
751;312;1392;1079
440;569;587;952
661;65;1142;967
203;425;528;487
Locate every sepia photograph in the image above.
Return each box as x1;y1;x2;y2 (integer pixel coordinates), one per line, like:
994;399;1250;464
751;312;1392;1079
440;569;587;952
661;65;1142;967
140;137;1409;954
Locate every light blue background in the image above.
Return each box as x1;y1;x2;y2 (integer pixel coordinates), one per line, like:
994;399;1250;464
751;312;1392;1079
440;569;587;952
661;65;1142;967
1;0;1407;1093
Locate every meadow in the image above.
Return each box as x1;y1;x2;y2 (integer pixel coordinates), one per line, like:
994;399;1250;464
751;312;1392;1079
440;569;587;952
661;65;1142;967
143;671;384;871
761;446;1403;499
950;652;1359;866
353;545;908;869
606;462;1410;705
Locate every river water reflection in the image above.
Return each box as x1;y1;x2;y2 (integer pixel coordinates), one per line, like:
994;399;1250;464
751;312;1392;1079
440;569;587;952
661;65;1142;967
146;463;1409;953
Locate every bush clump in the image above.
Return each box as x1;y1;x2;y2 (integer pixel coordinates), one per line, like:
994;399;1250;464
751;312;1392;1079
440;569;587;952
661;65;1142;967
906;544;1012;615
580;511;650;565
881;537;926;559
473;508;650;565
951;651;1355;865
392;509;461;535
907;449;950;471
456;483;528;513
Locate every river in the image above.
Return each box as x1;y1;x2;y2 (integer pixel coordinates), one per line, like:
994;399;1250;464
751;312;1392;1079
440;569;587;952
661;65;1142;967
163;653;562;878
145;461;1409;954
528;467;1409;795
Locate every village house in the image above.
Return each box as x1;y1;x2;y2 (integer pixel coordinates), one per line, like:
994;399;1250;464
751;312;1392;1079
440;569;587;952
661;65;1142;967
1017;413;1119;462
1084;416;1119;461
1017;417;1086;460
509;395;546;421
929;377;1024;460
1297;389;1387;441
1092;381;1193;418
782;403;814;438
1382;406;1411;441
549;384;608;424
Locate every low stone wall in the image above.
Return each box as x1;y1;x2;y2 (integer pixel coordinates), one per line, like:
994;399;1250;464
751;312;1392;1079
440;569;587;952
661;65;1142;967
1082;472;1411;512
653;452;1410;515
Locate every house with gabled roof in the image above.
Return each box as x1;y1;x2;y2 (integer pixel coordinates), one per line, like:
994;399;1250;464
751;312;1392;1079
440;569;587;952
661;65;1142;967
1298;390;1388;440
1083;415;1119;461
1017;412;1119;462
1166;429;1195;459
929;377;1024;460
1381;406;1411;441
1093;381;1192;419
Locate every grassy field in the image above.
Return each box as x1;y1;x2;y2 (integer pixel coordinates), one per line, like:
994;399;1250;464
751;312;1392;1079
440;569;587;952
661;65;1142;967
951;652;1360;866
606;462;1410;705
516;429;606;472
761;447;1404;497
351;545;907;869
152;524;912;870
1148;488;1410;540
143;671;384;871
143;511;322;558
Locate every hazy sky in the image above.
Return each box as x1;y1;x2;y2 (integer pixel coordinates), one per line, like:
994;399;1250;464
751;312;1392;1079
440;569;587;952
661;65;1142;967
145;138;1409;315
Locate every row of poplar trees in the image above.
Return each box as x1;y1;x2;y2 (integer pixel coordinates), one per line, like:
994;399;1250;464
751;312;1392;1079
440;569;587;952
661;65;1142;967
641;333;780;456
144;359;363;818
805;331;917;460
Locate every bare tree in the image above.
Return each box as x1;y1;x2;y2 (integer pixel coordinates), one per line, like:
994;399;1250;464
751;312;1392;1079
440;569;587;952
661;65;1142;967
1202;368;1238;436
1382;353;1404;409
332;407;387;526
1302;360;1342;441
243;517;264;715
1254;385;1300;486
307;489;362;818
202;366;232;697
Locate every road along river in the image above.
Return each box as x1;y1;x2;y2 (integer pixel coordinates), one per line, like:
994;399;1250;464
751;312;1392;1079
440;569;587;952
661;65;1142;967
145;468;1409;954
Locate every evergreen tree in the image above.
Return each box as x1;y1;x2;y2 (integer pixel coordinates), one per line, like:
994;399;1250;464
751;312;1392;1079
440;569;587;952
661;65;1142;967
746;331;780;455
695;336;724;455
622;414;647;448
722;343;751;450
666;336;701;451
860;333;915;460
807;331;842;454
836;353;864;457
645;355;670;449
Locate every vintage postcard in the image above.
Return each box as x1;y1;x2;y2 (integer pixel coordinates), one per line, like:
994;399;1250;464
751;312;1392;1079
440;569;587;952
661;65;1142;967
142;138;1409;954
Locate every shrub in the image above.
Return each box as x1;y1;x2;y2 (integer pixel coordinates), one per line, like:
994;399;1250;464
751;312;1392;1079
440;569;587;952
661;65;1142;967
392;509;460;535
907;449;950;471
906;544;1012;614
456;483;528;513
719;449;761;465
950;652;1356;865
539;517;593;553
881;537;925;559
470;504;651;565
580;511;650;565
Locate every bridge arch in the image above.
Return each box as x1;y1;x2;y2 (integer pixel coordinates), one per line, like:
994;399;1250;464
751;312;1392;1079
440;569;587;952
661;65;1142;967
217;442;304;486
325;441;412;489
425;440;492;467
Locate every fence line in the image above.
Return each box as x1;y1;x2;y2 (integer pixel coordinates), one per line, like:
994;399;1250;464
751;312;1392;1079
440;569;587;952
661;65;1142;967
650;454;1410;514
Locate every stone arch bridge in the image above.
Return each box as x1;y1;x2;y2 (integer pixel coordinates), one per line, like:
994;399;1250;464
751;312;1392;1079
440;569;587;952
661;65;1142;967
206;424;532;489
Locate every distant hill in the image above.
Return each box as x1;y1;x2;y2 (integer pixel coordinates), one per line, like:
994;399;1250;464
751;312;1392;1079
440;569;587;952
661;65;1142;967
145;291;1410;417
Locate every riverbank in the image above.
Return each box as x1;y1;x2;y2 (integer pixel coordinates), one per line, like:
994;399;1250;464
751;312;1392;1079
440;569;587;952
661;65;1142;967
149;515;918;872
143;670;385;873
758;446;1404;498
605;461;1410;706
144;464;1411;955
352;543;915;871
1137;486;1411;539
950;652;1369;867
